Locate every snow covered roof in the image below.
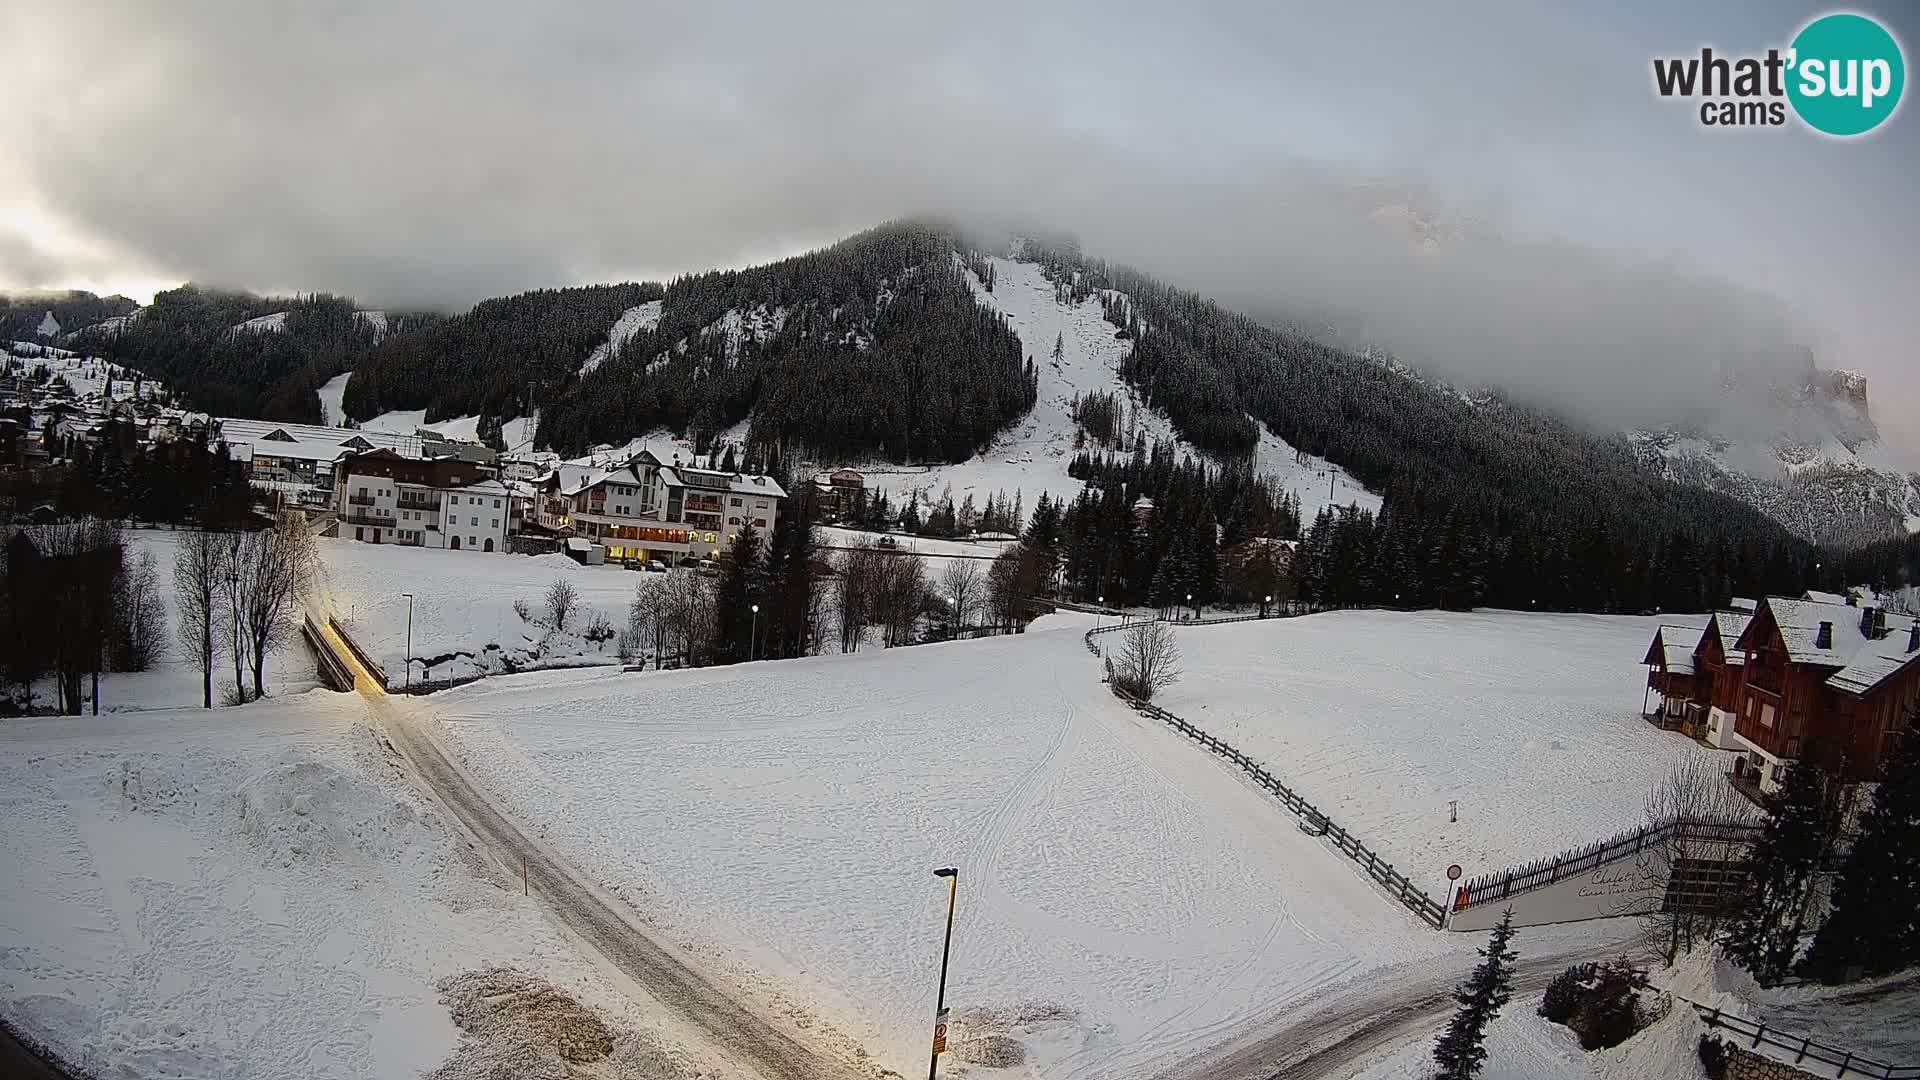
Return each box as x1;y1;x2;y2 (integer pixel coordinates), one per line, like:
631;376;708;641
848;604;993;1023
1825;627;1920;696
1649;624;1700;674
566;537;592;552
1764;597;1869;667
1729;597;1758;612
1803;590;1848;606
1708;611;1752;666
446;479;510;497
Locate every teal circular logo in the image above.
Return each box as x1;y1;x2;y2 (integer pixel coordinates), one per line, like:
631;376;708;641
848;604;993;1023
1787;13;1905;136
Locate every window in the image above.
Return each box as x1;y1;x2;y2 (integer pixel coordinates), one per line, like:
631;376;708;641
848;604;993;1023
754;519;767;529
493;499;501;509
356;487;366;497
730;497;743;507
469;536;477;547
728;516;740;526
471;516;479;526
491;519;499;528
450;496;459;505
1760;703;1776;729
755;501;767;511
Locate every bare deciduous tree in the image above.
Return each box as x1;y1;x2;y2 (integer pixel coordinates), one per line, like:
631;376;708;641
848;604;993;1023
1114;620;1181;701
174;528;229;709
874;553;928;647
545;578;579;631
659;570;712;667
1639;754;1755;963
942;559;982;630
224;516;318;701
112;549;168;671
836;544;883;652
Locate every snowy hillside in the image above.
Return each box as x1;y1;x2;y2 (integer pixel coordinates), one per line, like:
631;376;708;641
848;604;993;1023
578;299;662;377
848;254;1377;522
421;613;1634;1079
6;351;164;402
1627;366;1919;544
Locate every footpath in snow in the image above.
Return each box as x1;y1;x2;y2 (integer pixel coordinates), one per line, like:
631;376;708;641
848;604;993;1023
1157;609;1727;886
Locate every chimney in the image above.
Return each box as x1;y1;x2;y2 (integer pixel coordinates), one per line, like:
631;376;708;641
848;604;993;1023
1815;621;1833;650
1861;605;1879;639
1910;621;1919;653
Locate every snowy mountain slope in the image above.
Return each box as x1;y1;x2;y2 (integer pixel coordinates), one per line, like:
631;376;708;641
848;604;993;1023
317;371;351;426
852;253;1378;520
578;299;662;377
231;308;391;338
1627;367;1920;545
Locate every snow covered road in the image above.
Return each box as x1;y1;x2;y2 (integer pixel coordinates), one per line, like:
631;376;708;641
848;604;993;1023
315;618;873;1080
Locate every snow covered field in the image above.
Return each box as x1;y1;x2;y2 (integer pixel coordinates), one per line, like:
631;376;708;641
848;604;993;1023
1157;610;1727;884
28;530;317;713
416;613;1633;1079
848;255;1378;524
6;352;161;403
0;694;703;1079
315;539;637;688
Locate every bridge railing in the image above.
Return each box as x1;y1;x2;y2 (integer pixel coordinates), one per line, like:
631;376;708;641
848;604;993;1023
1687;999;1920;1079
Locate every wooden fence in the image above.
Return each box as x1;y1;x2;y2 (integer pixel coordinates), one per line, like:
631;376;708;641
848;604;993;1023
1456;816;1764;912
1688;1000;1920;1079
1085;623;1449;928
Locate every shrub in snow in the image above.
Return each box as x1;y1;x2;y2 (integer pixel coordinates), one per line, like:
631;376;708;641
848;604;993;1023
583;611;614;647
1697;1034;1731;1079
1112;620;1180;701
512;598;531;624
1537;958;1660;1051
544;580;579;631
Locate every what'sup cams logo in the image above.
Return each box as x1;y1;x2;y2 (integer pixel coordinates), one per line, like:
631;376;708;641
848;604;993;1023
1653;12;1905;136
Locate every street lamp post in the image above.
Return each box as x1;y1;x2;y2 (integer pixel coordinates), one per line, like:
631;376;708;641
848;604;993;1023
1186;592;1193;621
1097;595;1104;630
1263;593;1272;619
929;867;959;1080
401;592;414;690
750;603;760;662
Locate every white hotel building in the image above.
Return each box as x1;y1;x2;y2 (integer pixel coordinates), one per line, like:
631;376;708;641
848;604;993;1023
536;449;785;565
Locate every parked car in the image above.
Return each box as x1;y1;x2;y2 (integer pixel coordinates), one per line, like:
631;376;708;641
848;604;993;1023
645;559;668;573
696;558;719;578
877;535;898;549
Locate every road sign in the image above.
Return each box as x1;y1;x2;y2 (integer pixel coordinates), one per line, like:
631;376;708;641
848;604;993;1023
932;1007;950;1056
1446;864;1463;881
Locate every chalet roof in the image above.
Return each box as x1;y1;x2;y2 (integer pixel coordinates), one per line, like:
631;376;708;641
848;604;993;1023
1646;624;1701;673
1826;621;1920;696
1764;597;1869;667
1729;597;1758;612
1711;611;1753;666
1803;590;1849;606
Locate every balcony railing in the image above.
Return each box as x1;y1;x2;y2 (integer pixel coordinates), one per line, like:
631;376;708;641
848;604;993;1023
348;494;378;506
345;511;394;526
397;496;442;511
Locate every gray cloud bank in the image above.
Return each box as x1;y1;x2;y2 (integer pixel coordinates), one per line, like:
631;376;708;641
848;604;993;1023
3;2;1914;459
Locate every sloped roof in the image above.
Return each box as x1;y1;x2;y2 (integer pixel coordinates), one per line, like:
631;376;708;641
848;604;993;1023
1645;624;1701;673
1712;611;1752;666
1766;597;1869;667
1729;597;1758;612
1804;590;1848;606
1826;621;1920;696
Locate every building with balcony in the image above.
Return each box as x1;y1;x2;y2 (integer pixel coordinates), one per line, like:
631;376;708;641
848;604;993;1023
536;449;785;566
215;417;497;508
331;448;511;552
1728;595;1920;796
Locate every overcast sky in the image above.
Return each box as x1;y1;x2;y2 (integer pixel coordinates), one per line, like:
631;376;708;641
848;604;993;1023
3;2;1914;459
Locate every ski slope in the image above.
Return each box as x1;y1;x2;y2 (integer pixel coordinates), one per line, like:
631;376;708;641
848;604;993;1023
850;255;1377;524
579;299;663;377
5;353;161;402
1157;610;1733;883
317;371;350;426
424;613;1500;1079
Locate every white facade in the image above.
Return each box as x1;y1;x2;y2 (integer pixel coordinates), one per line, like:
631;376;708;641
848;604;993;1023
340;473;511;553
542;451;785;565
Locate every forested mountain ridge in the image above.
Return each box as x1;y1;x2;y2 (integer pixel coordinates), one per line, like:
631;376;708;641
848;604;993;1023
1;291;138;342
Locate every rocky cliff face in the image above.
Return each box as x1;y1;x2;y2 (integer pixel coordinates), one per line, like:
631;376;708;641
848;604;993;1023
1629;362;1919;548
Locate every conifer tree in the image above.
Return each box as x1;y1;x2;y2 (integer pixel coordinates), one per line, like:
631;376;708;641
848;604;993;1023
1433;909;1518;1080
1799;719;1920;983
1722;757;1846;985
712;524;764;664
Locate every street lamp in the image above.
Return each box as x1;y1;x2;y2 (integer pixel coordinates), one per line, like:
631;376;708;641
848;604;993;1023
1097;595;1105;630
1186;592;1193;621
1263;593;1272;618
400;592;414;690
928;867;959;1080
750;603;760;661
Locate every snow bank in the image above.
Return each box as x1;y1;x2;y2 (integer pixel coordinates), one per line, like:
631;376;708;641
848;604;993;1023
1159;609;1727;881
235;752;436;867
